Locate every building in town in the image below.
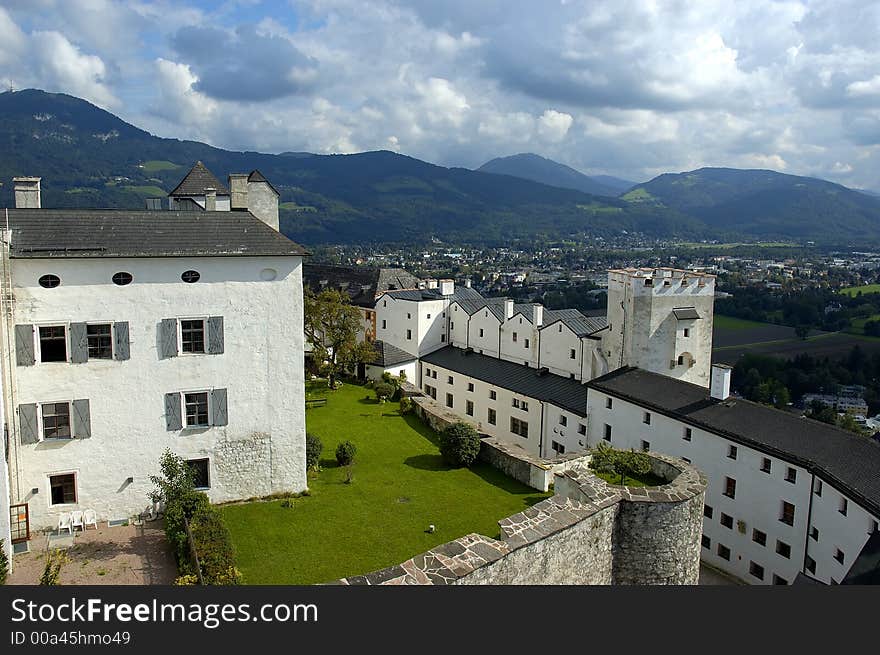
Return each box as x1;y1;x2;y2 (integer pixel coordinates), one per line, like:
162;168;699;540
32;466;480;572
1;163;308;551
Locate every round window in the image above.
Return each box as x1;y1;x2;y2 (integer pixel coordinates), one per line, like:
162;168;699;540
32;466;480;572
181;270;201;283
112;271;133;286
38;274;61;288
260;268;278;281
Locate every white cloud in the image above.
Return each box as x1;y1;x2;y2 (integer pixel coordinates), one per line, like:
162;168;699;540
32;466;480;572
153;58;216;126
847;75;880;97
536;110;573;142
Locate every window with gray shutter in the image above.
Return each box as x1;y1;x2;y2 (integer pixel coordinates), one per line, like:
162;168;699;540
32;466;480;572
159;319;178;359
207;316;224;354
164;393;182;430
69;322;88;363
114;321;130;360
15;324;34;366
72;399;91;439
18;403;38;444
211;388;228;426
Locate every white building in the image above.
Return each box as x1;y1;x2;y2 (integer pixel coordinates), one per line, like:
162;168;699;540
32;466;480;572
2;164;308;541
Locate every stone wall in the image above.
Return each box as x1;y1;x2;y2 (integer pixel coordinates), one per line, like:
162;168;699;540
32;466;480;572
479;437;589;492
213;433;274;499
336;452;707;585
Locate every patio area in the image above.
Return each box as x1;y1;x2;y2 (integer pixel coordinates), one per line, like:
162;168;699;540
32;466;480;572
7;520;177;585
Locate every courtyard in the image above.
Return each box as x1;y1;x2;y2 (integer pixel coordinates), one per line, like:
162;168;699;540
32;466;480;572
221;381;551;584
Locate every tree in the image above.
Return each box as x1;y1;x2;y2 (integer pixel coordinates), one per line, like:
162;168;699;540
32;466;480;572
303;288;376;388
439;422;481;467
306;433;323;471
374;382;395;402
589;442;652;485
795;325;810;340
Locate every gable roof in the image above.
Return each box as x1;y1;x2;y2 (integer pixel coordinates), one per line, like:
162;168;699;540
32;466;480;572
169;161;230;197
6;209;307;258
421;346;588;416
368;340;418;367
542;309;608;336
247;169;279;196
383;286;484;303
303;264;420;307
588;366;880;518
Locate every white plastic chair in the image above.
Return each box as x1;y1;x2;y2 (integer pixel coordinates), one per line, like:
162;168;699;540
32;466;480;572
57;513;73;535
83;509;98;530
70;510;84;532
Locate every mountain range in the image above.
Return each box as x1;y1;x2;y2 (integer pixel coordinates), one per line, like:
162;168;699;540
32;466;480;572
476;153;635;196
1;89;879;246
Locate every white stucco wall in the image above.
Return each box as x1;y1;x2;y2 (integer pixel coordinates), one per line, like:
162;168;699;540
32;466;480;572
6;255;306;531
584;388;877;585
539;322;585;380
466;309;502;357
0;380;11;566
500;314;535;367
365;360;417;383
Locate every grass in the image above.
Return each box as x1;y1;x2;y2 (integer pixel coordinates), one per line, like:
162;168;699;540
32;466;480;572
122;185;166;197
840;284;880;297
221;381;551;584
590;469;667;488
140;160;181;172
713;314;769;331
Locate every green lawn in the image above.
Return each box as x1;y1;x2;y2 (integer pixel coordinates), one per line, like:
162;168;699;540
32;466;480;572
221;382;551;584
713;314;768;330
140;160;182;172
840;284;880;297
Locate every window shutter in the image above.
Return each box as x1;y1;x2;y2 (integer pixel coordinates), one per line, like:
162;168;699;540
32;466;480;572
211;388;228;426
69;322;88;363
72;399;91;439
18;403;38;444
207;316;224;354
164;393;182;431
14;324;34;366
159;319;178;358
114;321;130;360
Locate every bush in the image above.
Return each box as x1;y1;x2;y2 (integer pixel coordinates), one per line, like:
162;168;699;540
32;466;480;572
374;382;395;402
589;443;651;485
399;396;413;415
305;433;323;471
188;502;242;585
335;440;357;466
439;422;481;467
0;539;8;585
39;549;69;586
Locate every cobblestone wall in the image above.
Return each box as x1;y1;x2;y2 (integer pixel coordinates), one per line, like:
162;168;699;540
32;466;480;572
213;433;274;498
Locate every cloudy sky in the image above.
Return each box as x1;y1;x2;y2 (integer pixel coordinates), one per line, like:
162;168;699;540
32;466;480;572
2;0;880;188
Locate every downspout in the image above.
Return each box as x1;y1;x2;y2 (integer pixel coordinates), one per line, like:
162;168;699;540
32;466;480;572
580;336;586;381
803;471;816;578
538;401;545;458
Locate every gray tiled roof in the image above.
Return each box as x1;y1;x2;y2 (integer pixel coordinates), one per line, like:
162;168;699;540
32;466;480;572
247;169;279;196
384;286;484;303
673;307;701;320
542;309;608;336
168;161;230;196
6;209;308;258
368;340;418;367
589;366;880;518
304;264;420;307
421;346;588;416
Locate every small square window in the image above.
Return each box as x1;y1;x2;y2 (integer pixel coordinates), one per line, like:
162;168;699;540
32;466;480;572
86;323;112;359
704;504;714;519
467;382;474;392
180;319;205;354
578;424;586;435
780;501;795;526
49;473;76;505
569;349;576;359
810;526;819;541
603;424;612;441
723;477;736;499
752;528;766;546
701;535;711;549
187;458;210;489
184;392;209;427
42;402;71;439
551;440;565;455
834;548;845;565
683;328;690;338
448;376;454;384
512;332;518;343
773;574;788;585
487;408;496;425
717;544;731;561
606;398;613;409
489;390;497;400
761;458;771;473
479;328;484;337
559;415;568;427
839;498;848;516
727;445;737;460
683;427;692;441
407;313;411;319
749;561;765;581
381;320;386;329
814;480;823;496
446;393;453;408
776;540;791;559
39;325;67;362
427;314;431;319
721;513;734;529
641;440;650;451
521;401;529;412
643;412;651;425
806;556;816;574
406;329;412;340
785;467;797;484
466;400;474;416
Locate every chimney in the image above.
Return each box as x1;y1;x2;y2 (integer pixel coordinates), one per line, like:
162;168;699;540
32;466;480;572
533;303;543;327
504;299;514;320
464;279;472;288
246;170;279;231
427;279;438;289
13;177;41;208
440;279;455;296
228;174;248;210
204;187;216;211
710;364;732;401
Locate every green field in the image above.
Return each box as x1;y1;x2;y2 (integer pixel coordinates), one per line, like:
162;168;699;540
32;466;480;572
140;160;182;172
840;284;880;297
279;202;317;212
122;185;167;197
221;382;550;584
713;315;769;331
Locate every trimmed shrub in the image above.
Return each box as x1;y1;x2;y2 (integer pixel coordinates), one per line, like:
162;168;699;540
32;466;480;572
336;440;357;466
188;503;242;585
374;382;395;402
399;396;413;415
306;432;323;471
439;422;481;467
